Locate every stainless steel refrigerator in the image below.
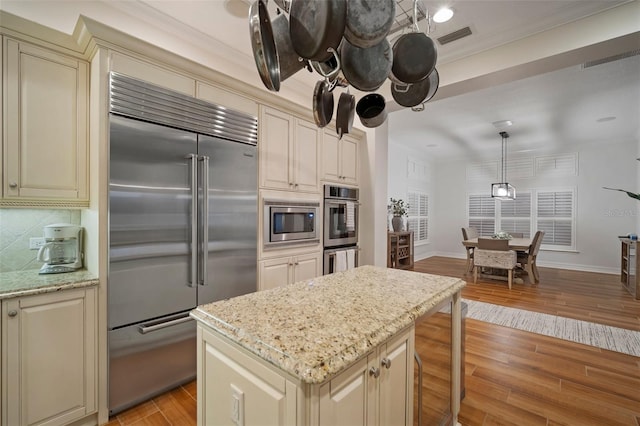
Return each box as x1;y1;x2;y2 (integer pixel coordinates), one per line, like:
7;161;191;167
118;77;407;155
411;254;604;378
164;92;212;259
107;73;258;415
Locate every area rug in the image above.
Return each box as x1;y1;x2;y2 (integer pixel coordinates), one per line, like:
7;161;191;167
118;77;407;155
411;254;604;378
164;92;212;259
460;299;640;357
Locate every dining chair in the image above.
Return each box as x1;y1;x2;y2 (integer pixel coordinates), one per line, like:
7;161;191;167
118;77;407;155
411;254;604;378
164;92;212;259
517;230;545;284
474;238;517;289
461;227;479;273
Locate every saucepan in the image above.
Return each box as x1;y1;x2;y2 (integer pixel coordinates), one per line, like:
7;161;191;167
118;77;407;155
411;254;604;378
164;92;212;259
356;93;387;128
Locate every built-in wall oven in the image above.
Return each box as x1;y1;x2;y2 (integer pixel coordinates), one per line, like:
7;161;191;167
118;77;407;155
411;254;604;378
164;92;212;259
263;199;320;247
323;185;359;274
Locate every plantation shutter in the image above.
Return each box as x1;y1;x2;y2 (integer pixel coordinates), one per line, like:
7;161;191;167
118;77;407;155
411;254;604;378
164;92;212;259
468;195;495;237
536;191;573;247
408;191;428;242
499;192;531;237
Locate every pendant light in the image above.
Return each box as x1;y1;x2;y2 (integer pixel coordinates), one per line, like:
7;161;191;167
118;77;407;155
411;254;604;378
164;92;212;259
491;131;516;200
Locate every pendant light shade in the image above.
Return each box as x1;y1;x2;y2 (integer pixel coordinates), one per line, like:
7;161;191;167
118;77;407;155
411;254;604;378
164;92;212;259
491;131;516;200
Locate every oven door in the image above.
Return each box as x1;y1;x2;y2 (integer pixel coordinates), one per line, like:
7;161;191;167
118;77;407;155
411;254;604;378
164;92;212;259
324;246;359;275
324;200;358;247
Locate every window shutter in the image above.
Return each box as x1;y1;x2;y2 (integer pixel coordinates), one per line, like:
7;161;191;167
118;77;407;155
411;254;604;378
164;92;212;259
469;195;495;236
536;190;574;247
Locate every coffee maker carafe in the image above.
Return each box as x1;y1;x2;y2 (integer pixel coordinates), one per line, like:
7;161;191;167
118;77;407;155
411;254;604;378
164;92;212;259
37;224;83;274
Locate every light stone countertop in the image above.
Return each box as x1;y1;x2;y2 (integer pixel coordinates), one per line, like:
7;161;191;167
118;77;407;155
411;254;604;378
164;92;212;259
191;265;465;384
0;269;99;299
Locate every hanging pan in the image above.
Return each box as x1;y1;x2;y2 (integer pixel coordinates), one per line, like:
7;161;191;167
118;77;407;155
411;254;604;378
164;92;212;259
336;91;355;138
340;37;393;92
289;0;347;62
391;68;439;108
249;0;279;91
344;0;396;49
390;0;437;84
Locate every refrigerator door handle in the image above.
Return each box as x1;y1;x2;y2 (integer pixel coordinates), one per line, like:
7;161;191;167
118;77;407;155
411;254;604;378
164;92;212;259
187;153;198;287
199;155;210;286
137;314;194;334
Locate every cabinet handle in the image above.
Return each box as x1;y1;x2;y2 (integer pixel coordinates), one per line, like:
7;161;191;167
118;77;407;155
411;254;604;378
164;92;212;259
294;183;299;188
8;310;17;317
9;182;18;189
369;367;380;378
381;358;391;369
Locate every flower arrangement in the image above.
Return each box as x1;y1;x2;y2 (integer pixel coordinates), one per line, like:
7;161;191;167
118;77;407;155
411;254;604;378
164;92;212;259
388;198;409;217
492;231;512;240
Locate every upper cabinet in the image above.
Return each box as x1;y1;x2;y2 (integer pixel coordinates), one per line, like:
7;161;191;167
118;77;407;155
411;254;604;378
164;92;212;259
259;106;320;194
2;38;89;206
322;130;359;187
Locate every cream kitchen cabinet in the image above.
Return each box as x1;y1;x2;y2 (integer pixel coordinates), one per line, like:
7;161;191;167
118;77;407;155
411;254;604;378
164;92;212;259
260;106;320;193
195;321;414;426
2;287;97;426
259;251;322;291
318;326;414;425
322;130;359;186
2;37;89;206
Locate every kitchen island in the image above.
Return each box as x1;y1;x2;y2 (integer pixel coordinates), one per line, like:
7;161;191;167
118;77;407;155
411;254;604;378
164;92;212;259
191;265;465;425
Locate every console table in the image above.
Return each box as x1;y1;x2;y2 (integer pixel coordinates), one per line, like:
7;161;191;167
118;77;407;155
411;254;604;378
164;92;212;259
619;238;640;299
388;231;414;270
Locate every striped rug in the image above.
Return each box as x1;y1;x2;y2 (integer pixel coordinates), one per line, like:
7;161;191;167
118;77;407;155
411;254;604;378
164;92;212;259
459;299;640;357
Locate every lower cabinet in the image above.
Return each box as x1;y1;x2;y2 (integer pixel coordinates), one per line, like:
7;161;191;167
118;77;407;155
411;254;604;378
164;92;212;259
319;326;414;425
259;251;322;291
197;323;414;425
2;287;97;426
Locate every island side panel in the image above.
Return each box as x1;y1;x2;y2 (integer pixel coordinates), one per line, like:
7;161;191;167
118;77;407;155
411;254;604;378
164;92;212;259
451;290;462;424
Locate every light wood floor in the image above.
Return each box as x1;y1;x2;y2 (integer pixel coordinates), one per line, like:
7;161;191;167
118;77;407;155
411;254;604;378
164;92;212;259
107;257;640;425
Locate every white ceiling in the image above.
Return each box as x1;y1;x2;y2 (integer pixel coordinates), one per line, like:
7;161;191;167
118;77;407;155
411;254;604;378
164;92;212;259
136;0;640;159
2;0;638;160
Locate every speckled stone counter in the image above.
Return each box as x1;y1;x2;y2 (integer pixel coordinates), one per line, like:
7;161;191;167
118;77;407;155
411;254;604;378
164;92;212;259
191;265;465;384
0;269;99;299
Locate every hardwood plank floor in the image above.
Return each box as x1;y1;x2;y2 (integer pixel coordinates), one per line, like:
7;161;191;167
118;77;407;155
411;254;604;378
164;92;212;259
107;257;640;425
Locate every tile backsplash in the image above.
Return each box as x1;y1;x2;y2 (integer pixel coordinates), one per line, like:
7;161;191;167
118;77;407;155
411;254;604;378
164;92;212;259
0;209;81;272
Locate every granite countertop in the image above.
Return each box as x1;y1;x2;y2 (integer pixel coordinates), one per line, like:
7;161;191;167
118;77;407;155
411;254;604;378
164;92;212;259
0;269;99;299
191;265;465;384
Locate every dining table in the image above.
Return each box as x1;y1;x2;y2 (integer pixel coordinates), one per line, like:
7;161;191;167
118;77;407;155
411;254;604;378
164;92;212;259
462;237;532;251
462;237;533;283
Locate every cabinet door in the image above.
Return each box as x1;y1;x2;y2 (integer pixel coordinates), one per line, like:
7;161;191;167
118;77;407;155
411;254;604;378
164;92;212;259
2;288;97;426
292;119;320;193
199;326;296;425
259;257;293;291
322;130;341;183
319;355;371;426
379;327;414;426
293;252;322;283
3;39;88;203
339;136;359;186
260;107;293;190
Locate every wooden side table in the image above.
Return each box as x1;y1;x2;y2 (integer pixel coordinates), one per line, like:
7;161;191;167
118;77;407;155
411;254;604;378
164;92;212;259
387;231;414;269
619;238;640;299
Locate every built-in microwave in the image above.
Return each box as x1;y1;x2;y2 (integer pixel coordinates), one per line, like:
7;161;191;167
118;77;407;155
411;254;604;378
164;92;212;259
263;200;320;247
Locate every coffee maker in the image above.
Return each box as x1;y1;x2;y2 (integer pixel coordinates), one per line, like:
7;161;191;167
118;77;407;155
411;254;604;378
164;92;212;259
37;224;83;274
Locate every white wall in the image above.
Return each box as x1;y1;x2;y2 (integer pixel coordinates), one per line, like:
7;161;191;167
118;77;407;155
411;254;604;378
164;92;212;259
426;138;638;274
387;140;435;261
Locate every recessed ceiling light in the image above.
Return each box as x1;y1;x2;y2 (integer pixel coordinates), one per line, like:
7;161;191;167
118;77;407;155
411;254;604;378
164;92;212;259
596;116;616;123
433;7;454;23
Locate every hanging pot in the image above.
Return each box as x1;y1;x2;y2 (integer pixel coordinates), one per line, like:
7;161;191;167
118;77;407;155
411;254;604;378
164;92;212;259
336;91;355;138
356;93;387;128
271;12;306;83
289;0;347;62
249;0;280;91
391;68;439;108
390;0;437;84
344;0;396;49
313;79;335;128
340;38;392;92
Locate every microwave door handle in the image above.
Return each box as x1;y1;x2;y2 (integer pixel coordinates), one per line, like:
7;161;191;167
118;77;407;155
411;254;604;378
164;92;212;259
187;154;198;288
199;155;210;286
